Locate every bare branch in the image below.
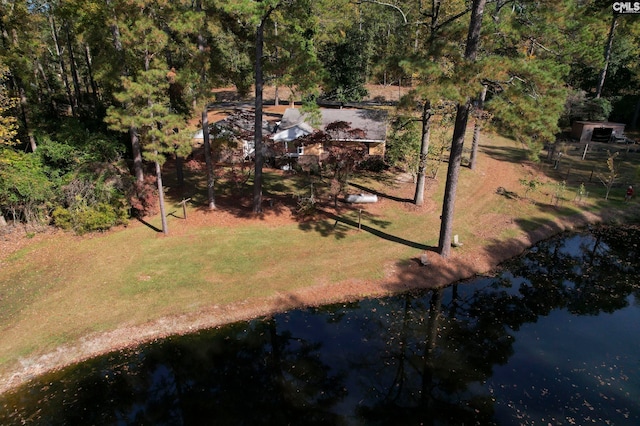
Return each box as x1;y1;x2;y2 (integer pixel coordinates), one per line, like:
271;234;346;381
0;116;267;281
356;0;407;24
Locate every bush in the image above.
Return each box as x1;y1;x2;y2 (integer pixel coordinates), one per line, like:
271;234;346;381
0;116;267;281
52;207;73;230
127;176;158;217
296;191;317;218
0;149;53;224
358;156;387;172
52;203;128;235
75;203;122;234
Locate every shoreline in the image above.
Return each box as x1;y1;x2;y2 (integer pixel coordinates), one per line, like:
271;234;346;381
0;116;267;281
1;206;630;396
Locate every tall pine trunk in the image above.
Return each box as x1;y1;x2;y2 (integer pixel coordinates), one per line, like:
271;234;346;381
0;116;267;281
175;154;184;187
595;14;618;99
49;15;76;117
414;100;432;206
155;157;168;235
84;44;99;101
65;23;81;114
253;19;266;214
469;85;487;170
108;0;143;183
195;1;216;210
438;0;486;258
438;102;471;257
631;96;640;131
18;83;37;152
203;106;216;209
130;128;144;183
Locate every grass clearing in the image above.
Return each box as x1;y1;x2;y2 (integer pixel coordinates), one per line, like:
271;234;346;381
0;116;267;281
1;131;639;390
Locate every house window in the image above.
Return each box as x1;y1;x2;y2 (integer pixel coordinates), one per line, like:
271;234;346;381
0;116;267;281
297;146;305;156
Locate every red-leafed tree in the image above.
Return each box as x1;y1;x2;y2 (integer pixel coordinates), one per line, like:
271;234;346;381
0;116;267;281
296;120;367;206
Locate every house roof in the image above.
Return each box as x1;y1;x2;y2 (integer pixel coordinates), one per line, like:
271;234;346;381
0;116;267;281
279;108;388;142
193;109;273;139
272;122;315;142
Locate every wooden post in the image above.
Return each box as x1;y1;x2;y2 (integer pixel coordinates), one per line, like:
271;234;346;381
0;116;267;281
180;198;191;220
582;143;589;160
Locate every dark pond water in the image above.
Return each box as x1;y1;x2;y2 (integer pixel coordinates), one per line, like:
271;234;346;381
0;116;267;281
1;226;640;425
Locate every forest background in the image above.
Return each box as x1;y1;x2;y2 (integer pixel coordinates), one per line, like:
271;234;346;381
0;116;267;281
0;0;639;242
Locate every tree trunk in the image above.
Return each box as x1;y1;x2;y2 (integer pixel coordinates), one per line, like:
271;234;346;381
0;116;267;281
108;0;143;182
253;19;266;214
84;44;99;101
175;154;184;187
438;0;486;258
438;102;471;258
155;158;168;235
469;84;487;170
630;96;640;131
203;106;216;209
195;1;215;209
595;14;618;99
17;81;37;152
65;23;81;113
37;61;57;112
274;23;280;106
130;127;144;183
463;0;486;62
414;100;432;206
49;15;76;117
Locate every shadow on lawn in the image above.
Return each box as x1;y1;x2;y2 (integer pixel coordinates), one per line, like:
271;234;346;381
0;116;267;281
299;209;434;251
136;217;163;233
348;182;414;203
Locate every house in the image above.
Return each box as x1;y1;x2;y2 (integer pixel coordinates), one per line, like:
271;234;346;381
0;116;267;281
272;107;388;159
571;121;626;143
193;109;275;159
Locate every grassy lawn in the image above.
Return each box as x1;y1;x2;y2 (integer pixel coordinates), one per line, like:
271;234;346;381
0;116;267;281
0;130;638;384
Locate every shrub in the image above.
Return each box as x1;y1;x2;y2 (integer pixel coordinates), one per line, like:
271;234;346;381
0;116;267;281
127;176;158;217
74;203;121;234
52;203;128;235
357;156;387;172
0;149;53;224
52;206;73;230
296;196;316;217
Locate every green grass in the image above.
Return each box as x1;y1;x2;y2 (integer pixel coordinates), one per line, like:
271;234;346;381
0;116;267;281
1;132;639;388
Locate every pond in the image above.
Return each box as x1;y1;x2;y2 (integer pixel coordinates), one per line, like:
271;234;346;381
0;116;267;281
1;226;639;425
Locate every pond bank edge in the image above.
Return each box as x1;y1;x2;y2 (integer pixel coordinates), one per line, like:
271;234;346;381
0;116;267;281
1;206;638;395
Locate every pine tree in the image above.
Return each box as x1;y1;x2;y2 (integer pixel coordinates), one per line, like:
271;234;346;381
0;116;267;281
438;0;487;258
104;1;190;234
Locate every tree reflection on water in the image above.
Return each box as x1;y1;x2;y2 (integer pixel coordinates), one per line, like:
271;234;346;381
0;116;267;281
1;225;639;425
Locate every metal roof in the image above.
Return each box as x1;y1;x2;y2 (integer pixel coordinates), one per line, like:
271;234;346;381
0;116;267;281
279;108;388;142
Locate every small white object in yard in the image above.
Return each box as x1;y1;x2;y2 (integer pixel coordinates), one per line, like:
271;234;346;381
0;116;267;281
453;234;463;247
420;252;429;266
345;193;378;203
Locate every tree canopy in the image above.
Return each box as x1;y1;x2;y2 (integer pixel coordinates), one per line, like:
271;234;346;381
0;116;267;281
0;0;638;231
